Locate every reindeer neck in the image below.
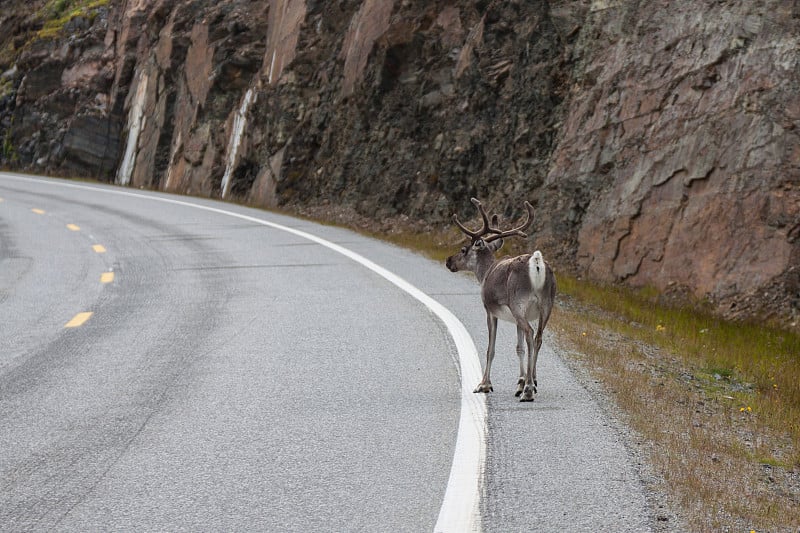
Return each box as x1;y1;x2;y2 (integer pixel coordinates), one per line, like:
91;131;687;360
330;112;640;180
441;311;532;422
474;251;498;283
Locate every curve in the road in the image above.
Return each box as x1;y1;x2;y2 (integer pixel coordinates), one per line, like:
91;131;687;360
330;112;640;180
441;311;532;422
0;174;485;532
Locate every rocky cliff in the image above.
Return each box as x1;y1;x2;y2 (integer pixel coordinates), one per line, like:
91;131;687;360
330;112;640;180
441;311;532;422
1;0;798;325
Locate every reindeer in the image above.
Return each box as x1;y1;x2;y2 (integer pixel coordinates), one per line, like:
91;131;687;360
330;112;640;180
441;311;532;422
445;198;556;402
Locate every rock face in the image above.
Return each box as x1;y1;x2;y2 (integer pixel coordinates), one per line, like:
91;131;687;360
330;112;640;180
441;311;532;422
0;0;798;324
0;0;119;176
549;1;800;321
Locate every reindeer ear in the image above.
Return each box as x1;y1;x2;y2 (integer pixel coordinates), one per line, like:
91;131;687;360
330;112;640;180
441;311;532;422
488;238;504;252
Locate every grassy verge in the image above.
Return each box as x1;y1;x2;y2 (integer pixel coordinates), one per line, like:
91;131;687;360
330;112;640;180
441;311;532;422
556;275;800;456
551;276;799;531
348;223;799;531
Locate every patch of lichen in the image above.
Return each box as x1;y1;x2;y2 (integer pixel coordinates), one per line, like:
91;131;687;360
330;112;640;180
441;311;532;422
2;119;18;163
36;0;109;41
0;40;17;70
0;77;11;99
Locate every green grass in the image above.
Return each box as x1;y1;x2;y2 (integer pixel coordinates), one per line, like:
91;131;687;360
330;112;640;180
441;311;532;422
372;228;458;263
37;0;109;40
752;453;794;469
557;274;800;460
552;286;799;530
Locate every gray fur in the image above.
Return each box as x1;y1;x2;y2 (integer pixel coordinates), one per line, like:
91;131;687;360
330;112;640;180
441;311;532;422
446;200;557;401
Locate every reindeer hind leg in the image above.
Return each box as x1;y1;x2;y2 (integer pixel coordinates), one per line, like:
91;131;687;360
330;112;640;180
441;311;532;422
515;326;525;397
518;318;536;402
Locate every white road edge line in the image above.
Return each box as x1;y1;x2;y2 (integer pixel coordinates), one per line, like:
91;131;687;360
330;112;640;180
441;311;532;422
0;173;486;533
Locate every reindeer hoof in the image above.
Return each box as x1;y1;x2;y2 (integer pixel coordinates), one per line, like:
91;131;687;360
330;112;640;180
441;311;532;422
520;385;535;402
473;383;493;393
515;379;525;397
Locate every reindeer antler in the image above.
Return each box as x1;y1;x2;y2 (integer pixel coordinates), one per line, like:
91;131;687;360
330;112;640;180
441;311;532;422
483;201;534;243
452;198;499;240
453;198;534;243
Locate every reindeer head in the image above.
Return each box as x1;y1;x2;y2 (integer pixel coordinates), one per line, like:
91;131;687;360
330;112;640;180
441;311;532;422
445;198;534;274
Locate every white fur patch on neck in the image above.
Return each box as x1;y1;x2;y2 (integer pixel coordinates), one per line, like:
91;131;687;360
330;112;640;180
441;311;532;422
529;250;546;292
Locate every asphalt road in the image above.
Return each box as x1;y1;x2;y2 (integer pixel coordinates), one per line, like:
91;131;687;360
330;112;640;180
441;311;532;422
0;173;653;531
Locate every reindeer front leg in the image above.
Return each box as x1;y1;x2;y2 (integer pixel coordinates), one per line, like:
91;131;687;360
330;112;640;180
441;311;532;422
474;314;497;393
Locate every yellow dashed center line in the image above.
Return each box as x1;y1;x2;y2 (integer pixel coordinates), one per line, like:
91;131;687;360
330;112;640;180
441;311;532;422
65;312;93;328
18;206;111;330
